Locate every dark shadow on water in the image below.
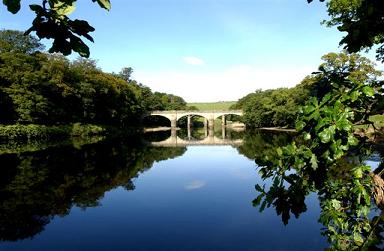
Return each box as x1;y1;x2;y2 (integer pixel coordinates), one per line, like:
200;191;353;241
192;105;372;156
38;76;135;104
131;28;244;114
141;130;171;142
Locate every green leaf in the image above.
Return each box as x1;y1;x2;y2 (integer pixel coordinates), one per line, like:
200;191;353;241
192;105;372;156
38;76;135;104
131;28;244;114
320;93;332;105
259;200;267;212
353;167;363;178
284;143;297;156
29;4;44;13
53;1;76;15
353;232;364;245
255;184;264;192
303;132;311;140
3;0;21;14
362;86;375;97
331;199;341;210
252;194;264;207
94;0;111;10
310;154;318;170
361;189;370;205
295;121;306;131
319;126;334;143
347;135;359;146
69;35;90;57
276;147;283;156
303;104;315;114
350;90;359;101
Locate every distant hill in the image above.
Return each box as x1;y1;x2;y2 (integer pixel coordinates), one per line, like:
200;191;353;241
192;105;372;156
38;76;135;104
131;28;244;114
187;101;236;111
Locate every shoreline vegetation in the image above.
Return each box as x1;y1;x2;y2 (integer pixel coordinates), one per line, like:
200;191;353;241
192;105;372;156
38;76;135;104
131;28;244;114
0;123;141;154
0;123;140;141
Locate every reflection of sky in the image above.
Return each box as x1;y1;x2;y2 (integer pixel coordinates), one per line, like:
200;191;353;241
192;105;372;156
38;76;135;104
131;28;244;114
366;153;381;170
6;146;327;251
367;160;380;170
184;180;206;190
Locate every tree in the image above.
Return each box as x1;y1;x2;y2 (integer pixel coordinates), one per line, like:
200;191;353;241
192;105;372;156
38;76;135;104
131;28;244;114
308;0;384;62
118;67;134;82
252;51;384;250
0;29;44;53
2;0;111;57
234;85;311;128
0;31;189;126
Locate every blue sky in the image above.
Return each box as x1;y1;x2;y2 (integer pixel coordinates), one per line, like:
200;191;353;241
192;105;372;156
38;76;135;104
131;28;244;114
1;0;381;101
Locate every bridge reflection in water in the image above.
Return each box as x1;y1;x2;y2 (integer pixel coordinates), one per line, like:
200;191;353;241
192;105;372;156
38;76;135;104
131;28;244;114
147;126;243;147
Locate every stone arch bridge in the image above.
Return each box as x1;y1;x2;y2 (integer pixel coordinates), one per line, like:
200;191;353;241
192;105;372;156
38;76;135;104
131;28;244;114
144;110;243;128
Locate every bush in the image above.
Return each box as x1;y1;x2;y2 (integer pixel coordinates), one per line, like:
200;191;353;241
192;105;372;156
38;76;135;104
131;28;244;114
0;124;108;141
0;124;70;141
70;123;105;137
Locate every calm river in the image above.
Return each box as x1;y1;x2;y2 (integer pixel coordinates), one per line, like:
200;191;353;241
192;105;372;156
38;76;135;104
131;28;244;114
0;129;379;250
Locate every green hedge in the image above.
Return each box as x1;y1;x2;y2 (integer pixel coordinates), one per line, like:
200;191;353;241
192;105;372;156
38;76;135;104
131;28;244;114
0;123;107;141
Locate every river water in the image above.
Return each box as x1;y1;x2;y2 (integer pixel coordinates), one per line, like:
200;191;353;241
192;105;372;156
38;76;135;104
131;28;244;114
0;129;379;250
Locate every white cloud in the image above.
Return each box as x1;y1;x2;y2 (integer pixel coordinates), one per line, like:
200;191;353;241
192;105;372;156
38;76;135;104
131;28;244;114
184;180;206;190
134;64;315;102
183;56;205;65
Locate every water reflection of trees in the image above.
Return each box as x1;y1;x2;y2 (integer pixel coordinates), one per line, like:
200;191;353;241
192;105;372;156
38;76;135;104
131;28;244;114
236;130;294;160
0;138;186;241
237;130;384;250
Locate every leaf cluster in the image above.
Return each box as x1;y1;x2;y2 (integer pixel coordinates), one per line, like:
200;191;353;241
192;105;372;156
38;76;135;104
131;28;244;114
310;0;384;62
2;0;111;57
251;52;384;250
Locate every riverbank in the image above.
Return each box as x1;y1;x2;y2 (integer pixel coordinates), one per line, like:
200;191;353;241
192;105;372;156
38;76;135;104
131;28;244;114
0;123;143;154
0;123;141;141
258;127;296;133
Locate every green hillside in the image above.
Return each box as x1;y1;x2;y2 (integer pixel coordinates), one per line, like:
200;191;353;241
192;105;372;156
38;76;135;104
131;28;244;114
187;101;236;111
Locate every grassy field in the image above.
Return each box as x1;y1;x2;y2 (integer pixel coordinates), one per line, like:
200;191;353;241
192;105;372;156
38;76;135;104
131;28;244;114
187;101;237;111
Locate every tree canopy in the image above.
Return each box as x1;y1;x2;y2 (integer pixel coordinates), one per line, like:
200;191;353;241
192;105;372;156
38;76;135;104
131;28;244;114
0;29;187;127
309;0;384;62
0;29;44;53
2;0;111;57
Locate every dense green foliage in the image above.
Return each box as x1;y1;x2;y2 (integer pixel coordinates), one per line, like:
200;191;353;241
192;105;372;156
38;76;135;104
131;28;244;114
0;123;124;142
232;83;311;128
0;30;44;53
0;51;141;126
2;0;111;57
236;131;384;250
250;52;384;250
0;30;187;130
0;124;74;140
234;51;383;129
233;2;384;249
